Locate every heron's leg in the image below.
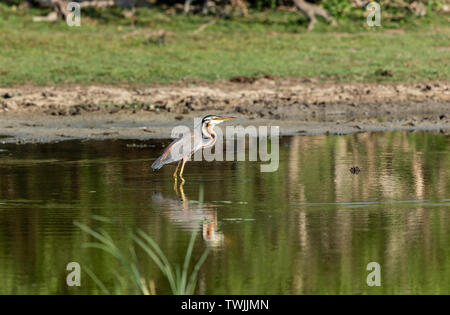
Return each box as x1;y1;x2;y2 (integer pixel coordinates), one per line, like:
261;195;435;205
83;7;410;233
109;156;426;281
179;179;187;202
173;176;179;197
179;157;188;183
173;177;187;202
173;160;182;178
173;161;182;197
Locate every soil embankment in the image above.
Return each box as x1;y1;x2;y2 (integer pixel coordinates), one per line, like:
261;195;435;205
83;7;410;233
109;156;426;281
0;80;449;143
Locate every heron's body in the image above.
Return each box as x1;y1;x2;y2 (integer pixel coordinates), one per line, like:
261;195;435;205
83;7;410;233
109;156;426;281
152;115;235;179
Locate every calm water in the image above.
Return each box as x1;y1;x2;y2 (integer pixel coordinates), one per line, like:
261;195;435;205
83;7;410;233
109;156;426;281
0;131;449;294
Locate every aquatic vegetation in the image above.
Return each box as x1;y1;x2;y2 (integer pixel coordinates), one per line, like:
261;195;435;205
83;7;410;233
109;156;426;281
75;220;210;295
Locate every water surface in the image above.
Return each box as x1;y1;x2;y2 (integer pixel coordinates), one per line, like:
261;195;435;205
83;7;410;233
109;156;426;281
0;131;449;294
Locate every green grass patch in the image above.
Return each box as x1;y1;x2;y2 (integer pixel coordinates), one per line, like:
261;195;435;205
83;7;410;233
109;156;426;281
0;4;448;86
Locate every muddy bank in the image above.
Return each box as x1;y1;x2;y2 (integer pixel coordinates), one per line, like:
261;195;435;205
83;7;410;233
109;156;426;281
0;80;449;143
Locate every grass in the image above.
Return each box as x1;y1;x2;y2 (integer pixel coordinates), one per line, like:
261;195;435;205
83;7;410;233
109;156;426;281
0;4;449;86
75;219;210;295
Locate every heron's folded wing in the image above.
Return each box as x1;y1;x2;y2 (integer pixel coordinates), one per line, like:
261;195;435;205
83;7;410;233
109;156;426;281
151;134;193;170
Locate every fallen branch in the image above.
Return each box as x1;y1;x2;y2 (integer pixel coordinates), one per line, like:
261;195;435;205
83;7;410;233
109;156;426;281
352;0;427;16
32;11;58;22
79;0;114;8
293;0;337;31
31;0;115;22
193;19;216;34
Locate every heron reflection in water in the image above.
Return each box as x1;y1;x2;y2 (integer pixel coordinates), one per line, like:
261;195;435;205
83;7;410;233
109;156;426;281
152;185;224;247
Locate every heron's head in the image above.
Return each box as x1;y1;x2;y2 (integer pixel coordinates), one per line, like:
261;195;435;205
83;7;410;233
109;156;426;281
202;115;235;126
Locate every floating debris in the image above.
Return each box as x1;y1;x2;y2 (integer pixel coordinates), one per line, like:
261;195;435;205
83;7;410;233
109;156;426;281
126;143;155;148
213;201;248;205
222;218;256;222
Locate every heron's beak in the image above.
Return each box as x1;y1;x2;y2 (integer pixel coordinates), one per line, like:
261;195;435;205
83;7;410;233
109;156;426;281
216;116;235;121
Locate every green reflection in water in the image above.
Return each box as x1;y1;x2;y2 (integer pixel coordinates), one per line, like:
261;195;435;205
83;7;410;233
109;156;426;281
0;130;449;294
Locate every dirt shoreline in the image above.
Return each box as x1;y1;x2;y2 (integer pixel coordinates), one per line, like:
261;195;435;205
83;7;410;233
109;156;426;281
0;80;449;143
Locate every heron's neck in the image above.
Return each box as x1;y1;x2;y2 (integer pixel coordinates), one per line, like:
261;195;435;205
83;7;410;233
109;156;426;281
202;122;216;139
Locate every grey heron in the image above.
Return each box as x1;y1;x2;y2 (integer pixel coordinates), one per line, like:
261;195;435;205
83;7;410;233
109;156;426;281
151;115;235;180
